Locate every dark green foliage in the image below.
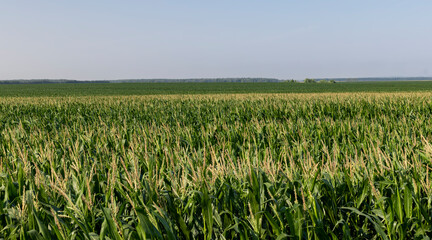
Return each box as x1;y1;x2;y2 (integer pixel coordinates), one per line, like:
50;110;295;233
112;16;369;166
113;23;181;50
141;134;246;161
304;78;316;83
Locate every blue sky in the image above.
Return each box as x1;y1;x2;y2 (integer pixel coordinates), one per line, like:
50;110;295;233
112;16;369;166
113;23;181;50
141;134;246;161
1;1;431;80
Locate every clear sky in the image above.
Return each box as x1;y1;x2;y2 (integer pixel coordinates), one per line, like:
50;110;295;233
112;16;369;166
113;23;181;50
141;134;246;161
1;1;431;80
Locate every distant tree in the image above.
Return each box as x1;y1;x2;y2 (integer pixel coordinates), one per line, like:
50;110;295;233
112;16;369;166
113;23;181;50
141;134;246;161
304;78;316;83
318;79;336;84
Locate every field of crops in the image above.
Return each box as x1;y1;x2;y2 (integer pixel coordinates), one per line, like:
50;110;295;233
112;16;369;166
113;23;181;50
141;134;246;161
2;81;432;97
1;91;432;239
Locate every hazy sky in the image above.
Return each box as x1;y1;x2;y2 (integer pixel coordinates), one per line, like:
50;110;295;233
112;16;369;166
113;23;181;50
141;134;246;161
1;1;431;80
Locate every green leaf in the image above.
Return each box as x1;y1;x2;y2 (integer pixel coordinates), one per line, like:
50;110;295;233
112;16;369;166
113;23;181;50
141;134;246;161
101;208;123;240
32;208;51;240
342;207;388;240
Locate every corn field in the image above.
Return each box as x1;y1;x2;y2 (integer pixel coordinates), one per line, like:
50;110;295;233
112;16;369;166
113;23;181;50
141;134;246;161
1;92;432;239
